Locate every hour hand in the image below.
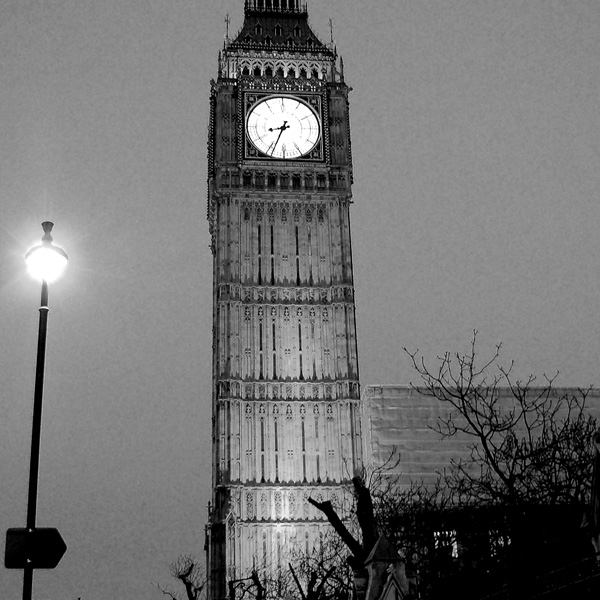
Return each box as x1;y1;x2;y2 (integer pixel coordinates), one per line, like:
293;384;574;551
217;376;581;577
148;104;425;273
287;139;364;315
269;120;289;133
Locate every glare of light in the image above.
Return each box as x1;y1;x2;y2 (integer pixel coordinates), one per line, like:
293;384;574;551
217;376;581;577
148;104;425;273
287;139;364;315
25;222;68;283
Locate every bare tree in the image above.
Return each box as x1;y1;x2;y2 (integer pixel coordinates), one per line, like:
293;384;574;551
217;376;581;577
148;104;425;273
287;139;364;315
288;530;354;600
307;476;379;571
395;332;600;598
405;331;598;508
228;569;266;600
225;533;352;600
156;555;206;600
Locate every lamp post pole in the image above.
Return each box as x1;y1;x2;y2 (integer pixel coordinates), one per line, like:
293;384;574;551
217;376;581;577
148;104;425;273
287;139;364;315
22;278;50;600
21;222;67;600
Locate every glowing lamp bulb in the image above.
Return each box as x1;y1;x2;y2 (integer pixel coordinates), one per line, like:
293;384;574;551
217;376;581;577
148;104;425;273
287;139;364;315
25;222;68;283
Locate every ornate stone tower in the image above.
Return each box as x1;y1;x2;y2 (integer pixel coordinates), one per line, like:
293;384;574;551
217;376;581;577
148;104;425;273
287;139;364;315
206;2;361;599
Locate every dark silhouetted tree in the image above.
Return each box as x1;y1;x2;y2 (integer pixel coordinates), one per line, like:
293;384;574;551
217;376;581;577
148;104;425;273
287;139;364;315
157;555;206;600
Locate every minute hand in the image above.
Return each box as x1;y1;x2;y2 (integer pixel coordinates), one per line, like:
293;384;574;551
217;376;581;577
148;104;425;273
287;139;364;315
271;121;289;153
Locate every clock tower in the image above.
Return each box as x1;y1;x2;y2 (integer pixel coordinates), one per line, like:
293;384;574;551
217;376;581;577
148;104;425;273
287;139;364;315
206;2;362;598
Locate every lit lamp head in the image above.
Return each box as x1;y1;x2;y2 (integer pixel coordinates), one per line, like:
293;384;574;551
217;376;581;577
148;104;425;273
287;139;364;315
25;222;68;283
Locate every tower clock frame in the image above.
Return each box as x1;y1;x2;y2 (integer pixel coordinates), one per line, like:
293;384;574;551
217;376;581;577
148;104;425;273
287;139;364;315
243;92;325;161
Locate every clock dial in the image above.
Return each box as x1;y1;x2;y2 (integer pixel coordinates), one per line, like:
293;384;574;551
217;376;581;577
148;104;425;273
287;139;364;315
246;96;321;159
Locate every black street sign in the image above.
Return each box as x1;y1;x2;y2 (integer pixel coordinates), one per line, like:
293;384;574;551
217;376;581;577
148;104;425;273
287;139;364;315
5;528;67;569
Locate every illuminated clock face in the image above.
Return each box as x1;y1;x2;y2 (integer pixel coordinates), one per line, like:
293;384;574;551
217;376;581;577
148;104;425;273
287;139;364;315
246;96;321;159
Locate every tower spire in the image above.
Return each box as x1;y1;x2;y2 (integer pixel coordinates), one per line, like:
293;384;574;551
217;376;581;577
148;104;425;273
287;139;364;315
224;13;231;43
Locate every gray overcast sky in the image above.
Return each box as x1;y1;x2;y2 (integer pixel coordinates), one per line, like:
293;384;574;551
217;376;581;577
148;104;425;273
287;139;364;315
1;1;599;598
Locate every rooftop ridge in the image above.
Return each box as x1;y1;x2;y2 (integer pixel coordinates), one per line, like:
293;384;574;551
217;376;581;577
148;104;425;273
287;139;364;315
244;0;308;14
362;383;599;398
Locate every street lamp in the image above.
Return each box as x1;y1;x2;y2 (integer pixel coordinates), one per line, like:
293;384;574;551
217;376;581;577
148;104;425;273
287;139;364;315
22;222;68;600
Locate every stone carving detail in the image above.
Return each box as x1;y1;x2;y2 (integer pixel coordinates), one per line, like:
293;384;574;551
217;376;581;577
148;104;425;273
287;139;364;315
246;492;254;519
214;380;361;402
260;493;268;520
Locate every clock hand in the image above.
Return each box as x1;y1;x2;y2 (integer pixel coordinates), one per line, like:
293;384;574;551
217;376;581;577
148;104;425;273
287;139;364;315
268;121;291;132
271;121;289;153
